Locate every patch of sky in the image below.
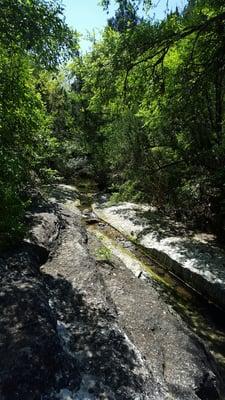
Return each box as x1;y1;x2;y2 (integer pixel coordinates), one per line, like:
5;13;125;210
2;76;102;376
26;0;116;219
62;0;187;53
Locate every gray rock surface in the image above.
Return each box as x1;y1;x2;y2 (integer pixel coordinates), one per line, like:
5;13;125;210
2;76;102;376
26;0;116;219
0;235;81;399
93;202;225;310
0;187;224;399
88;233;224;400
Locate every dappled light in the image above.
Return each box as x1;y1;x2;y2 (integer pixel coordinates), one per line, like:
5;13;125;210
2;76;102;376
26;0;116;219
1;1;225;399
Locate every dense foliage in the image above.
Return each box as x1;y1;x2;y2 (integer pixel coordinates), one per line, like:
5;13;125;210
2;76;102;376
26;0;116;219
65;0;225;239
1;0;225;246
0;0;76;247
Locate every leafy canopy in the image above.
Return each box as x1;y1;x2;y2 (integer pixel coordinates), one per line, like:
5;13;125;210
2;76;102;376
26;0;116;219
0;0;78;68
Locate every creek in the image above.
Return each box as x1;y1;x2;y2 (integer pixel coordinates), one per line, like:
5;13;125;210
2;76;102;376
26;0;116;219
74;179;225;376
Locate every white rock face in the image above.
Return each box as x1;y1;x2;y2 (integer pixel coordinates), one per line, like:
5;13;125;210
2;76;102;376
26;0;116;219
93;202;155;237
140;233;225;284
93;202;225;308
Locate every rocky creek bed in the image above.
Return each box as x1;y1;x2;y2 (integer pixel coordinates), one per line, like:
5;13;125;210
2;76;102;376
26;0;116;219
0;184;225;399
93;202;225;311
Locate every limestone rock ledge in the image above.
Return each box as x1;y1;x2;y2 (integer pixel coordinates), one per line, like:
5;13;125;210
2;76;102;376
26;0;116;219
0;191;224;399
93;202;225;310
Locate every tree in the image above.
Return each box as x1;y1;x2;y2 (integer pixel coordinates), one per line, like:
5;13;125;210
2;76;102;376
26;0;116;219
71;0;225;239
0;49;52;246
0;0;78;68
107;0;141;32
0;1;76;247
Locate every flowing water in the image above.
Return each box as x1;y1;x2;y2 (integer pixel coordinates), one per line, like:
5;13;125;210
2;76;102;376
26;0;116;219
45;179;225;374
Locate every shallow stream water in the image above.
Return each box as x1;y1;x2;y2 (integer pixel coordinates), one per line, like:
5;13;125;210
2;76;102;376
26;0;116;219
73;179;225;375
44;179;225;376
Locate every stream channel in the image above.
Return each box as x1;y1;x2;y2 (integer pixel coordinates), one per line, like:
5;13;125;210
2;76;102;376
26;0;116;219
56;179;225;378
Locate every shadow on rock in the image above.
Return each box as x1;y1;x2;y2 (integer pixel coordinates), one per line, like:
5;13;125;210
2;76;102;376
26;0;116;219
44;184;80;204
45;275;150;399
0;242;150;400
0;243;80;400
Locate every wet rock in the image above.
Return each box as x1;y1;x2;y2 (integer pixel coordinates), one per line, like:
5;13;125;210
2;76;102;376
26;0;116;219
41;210;158;399
82;210;99;225
93;202;225;310
85;218;100;225
88;232;224;400
0;186;224;400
